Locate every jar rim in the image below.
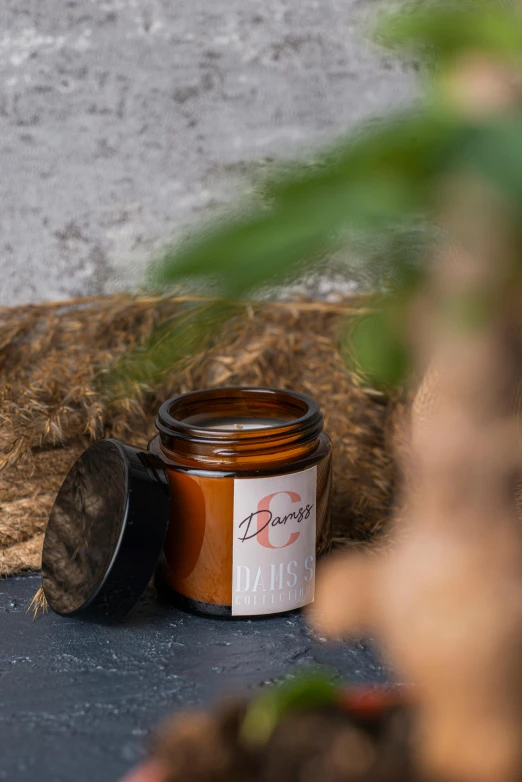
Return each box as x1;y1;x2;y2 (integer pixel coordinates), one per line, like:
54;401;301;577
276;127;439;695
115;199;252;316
156;386;322;444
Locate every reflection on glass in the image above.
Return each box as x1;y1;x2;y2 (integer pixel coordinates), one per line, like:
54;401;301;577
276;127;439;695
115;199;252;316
42;442;127;614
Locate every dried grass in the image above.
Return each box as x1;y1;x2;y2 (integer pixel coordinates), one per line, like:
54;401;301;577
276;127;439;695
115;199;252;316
0;293;401;578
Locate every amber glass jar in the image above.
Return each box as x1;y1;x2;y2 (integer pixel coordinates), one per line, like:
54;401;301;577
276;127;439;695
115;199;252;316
149;387;332;617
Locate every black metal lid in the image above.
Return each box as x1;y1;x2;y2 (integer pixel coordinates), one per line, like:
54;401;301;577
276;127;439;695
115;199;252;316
42;439;170;621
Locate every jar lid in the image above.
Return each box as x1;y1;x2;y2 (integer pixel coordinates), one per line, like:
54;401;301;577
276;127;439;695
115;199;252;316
42;439;170;621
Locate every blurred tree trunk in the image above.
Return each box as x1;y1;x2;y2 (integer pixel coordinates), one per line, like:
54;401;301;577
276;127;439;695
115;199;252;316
312;59;522;782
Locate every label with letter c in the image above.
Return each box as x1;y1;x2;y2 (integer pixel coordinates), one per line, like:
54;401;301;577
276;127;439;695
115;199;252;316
232;465;317;616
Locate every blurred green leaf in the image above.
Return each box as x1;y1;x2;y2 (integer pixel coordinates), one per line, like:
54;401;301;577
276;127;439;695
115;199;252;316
111;0;522;395
101;298;237;400
240;668;339;748
345;223;434;291
152;111;522;309
377;0;522;65
456;116;522;205
152;112;459;299
350;305;410;389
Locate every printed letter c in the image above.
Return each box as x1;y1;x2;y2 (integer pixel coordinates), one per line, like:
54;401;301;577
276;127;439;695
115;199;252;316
256;491;301;549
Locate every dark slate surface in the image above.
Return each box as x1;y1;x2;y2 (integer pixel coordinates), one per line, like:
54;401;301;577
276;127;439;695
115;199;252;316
0;574;391;782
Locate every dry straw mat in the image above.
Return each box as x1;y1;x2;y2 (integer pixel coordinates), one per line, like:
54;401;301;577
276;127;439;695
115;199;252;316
0;294;400;578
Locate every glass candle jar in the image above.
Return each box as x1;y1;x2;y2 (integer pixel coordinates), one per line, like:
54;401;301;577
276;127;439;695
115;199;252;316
149;387;332;617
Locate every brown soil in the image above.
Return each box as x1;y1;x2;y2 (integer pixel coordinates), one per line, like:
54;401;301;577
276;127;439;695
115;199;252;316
152;690;417;782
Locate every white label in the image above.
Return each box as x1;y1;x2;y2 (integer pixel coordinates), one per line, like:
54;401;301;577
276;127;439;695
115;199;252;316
232;466;317;616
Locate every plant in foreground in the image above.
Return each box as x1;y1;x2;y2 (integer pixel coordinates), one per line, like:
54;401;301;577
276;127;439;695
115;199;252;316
124;3;522;781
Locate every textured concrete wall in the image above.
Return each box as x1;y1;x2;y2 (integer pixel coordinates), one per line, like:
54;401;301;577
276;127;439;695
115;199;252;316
0;0;415;306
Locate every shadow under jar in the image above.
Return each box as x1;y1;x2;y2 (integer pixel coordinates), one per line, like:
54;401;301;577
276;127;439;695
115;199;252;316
149;387;332;617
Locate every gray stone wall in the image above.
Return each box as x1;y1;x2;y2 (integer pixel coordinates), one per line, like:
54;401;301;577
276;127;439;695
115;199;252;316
0;0;415;306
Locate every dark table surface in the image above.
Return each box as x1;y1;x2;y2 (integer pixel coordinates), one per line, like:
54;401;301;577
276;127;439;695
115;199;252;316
1;574;391;782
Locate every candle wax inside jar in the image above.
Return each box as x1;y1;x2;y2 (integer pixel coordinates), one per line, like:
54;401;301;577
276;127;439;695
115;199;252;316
206;419;284;431
183;415;290;431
